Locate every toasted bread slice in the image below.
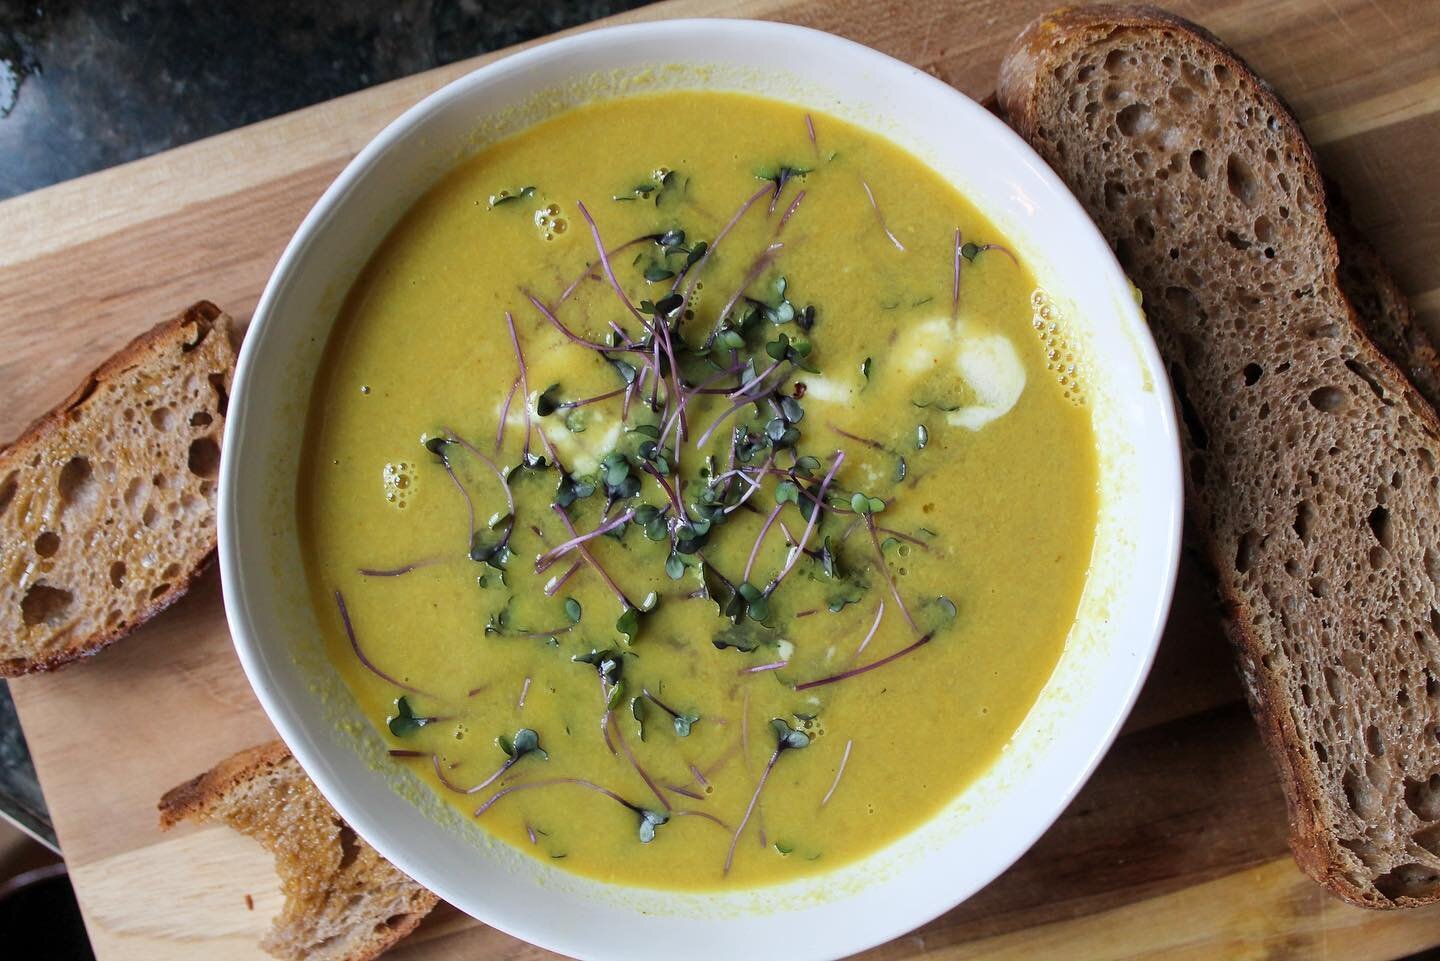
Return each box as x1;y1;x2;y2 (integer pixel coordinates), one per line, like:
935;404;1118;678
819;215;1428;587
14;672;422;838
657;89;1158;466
160;741;438;961
0;301;235;676
999;5;1440;906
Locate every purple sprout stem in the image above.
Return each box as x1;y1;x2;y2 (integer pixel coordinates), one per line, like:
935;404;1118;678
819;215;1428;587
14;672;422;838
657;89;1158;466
794;630;936;692
601;707;617;755
676;182;774;317
536;427;567;475
674;809;730;831
724;748;780;874
434;753;514;796
577;200;686;430
769;451;844;591
576;200;650;327
703;738;743;780
534;508;636;574
641;688;682;720
518;676;531;710
875;526;932;550
693;377;777;451
558;385;628;410
439;455;476;548
976;242;1020;265
640;463;687;529
665;783;706;801
556;236;650;305
779;189;806;232
744;502;785;582
952;227;963;323
503;311;533;457
724;456;775;516
474;777;640;819
496;376;521;452
820;739;854;807
739;659;789;675
543;560;583;596
358;557;440;577
727;358;785;401
335;589;427;695
850;600;886;664
525;289;643;355
713;242;784;334
861;178;906;252
805;113;818;155
659;362;746;450
866;513;920;634
444;428;515;518
551;504;633;608
828;423;888;451
610;711;671;811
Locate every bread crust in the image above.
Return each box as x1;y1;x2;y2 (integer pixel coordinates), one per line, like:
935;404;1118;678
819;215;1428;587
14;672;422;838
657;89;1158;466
160;740;438;961
158;739;293;829
0;301;233;677
999;5;1440;908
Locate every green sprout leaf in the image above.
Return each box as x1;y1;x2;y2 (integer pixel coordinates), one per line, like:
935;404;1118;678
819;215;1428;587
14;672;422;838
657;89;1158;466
387;696;435;738
673;710;701;738
631;696;646;742
573;649;623;688
535;383;563;417
770;717;811;752
564;598;582;624
498;727;547;762
488;185;536;207
638;809;668;843
606;680;626;710
616;606;640;645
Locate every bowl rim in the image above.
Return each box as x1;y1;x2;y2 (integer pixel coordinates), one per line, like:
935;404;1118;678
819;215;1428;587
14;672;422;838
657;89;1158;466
219;16;1183;960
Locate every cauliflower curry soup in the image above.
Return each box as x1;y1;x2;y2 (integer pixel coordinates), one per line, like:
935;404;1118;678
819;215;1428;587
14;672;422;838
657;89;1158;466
298;91;1096;889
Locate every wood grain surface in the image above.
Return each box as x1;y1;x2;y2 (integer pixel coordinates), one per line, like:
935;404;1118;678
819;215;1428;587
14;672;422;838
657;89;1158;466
3;0;1439;958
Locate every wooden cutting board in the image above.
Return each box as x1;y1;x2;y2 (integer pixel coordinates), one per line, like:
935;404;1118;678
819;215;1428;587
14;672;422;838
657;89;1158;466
4;0;1439;957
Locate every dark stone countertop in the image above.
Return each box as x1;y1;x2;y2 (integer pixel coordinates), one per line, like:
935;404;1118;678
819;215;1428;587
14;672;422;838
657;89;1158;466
0;0;652;850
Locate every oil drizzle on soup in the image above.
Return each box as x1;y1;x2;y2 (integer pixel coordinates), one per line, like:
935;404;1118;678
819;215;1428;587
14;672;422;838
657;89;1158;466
298;91;1098;890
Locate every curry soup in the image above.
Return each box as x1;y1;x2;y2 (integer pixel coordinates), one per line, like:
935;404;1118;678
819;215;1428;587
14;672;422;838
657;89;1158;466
299;90;1097;890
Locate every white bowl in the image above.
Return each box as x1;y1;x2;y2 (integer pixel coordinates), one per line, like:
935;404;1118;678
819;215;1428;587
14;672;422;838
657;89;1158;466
220;19;1182;961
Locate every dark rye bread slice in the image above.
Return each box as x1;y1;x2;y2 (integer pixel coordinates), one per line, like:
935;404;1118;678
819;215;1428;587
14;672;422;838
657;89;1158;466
998;6;1440;906
0;301;235;676
1329;189;1440;410
160;741;438;961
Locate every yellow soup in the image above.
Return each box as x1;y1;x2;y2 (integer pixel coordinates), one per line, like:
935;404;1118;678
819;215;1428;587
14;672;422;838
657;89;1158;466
299;91;1097;890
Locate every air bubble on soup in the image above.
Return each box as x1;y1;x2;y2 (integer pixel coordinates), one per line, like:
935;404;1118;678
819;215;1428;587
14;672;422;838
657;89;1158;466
534;204;568;241
1032;288;1086;405
382;461;415;509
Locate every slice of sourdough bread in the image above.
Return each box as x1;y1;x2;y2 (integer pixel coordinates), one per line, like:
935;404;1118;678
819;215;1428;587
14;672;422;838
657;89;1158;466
160;741;438;961
999;5;1440;906
1329;190;1440;410
0;301;234;676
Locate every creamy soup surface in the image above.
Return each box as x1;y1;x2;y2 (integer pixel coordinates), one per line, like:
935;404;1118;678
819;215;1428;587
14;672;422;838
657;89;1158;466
299;90;1097;889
